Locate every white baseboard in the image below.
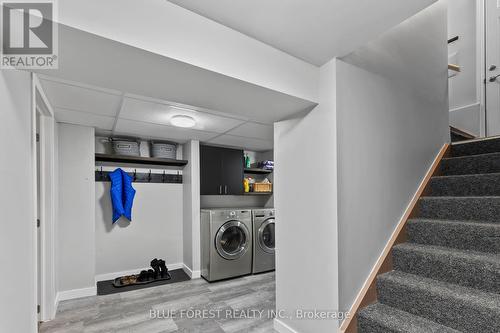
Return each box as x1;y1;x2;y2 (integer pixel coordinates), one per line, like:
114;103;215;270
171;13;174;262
56;286;97;302
274;319;300;333
182;264;201;279
95;263;184;282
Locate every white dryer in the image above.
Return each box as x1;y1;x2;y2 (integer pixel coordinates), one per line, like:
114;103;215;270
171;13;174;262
252;209;275;274
200;209;253;281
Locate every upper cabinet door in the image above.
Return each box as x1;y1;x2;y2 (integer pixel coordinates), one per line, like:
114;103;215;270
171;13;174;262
221;147;244;195
200;145;244;195
200;145;223;195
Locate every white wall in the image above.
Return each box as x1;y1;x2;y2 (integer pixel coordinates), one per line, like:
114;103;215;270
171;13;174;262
95;183;183;278
57;0;318;103
182;140;201;277
274;58;339;333
337;1;448;316
57;124;96;294
447;0;481;135
0;70;37;333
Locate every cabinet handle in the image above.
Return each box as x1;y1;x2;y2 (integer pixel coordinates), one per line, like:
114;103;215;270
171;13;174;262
219;185;222;195
224;185;228;195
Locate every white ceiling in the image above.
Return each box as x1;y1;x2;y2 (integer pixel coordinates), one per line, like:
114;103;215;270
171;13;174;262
168;0;436;66
40;76;274;151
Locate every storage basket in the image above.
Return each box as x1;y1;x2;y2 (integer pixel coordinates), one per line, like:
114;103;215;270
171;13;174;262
150;140;177;159
110;137;140;156
253;183;273;193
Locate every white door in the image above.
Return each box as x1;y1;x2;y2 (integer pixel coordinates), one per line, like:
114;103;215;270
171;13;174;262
486;0;500;136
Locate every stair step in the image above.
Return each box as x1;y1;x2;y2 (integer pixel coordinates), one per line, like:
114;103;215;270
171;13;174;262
377;271;500;333
451;136;500;157
428;173;500;196
407;219;500;254
393;243;500;294
358;303;460;333
440;152;500;176
418;196;500;222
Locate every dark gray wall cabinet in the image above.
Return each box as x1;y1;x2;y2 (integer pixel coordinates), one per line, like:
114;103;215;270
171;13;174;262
200;145;244;195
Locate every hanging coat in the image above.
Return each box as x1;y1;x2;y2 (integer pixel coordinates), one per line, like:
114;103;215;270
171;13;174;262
109;168;136;223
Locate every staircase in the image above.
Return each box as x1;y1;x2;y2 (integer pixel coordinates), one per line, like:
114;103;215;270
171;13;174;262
358;138;500;333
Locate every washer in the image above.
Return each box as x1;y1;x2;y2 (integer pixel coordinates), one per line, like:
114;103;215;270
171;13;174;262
252;208;275;274
200;209;253;282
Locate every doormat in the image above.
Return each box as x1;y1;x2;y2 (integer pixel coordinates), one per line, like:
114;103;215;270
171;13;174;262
97;269;190;295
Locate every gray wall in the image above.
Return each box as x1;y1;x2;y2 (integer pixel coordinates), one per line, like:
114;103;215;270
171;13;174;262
337;1;449;314
95;182;183;276
0;70;37;332
274;58;339;333
57;123;96;292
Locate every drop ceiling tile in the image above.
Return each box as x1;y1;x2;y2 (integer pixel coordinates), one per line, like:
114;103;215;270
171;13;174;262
208;134;273;151
114;119;219;142
54;108;116;130
120;97;245;133
226;122;273;140
40;79;122;117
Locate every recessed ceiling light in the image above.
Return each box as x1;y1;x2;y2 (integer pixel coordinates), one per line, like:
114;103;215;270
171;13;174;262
170;115;196;128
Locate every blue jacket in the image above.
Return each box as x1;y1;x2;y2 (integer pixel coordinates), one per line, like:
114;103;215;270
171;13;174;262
109;168;136;223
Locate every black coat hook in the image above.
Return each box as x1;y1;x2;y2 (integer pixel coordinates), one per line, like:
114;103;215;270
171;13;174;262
133;169;137;182
148;169;152;182
162;170;166;183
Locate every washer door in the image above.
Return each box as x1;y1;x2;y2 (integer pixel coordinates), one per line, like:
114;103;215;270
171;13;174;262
215;220;250;260
258;218;275;254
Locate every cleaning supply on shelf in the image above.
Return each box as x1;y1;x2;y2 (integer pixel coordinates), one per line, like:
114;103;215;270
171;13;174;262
245;154;251;168
243;178;250;193
109;168;136;223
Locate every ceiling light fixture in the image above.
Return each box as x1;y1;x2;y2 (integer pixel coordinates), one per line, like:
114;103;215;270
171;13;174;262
170;115;196;128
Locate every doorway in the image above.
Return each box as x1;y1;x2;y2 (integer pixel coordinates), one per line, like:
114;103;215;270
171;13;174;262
32;74;57;322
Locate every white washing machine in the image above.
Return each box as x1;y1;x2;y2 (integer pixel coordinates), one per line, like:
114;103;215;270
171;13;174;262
252;208;275;274
200;209;253;282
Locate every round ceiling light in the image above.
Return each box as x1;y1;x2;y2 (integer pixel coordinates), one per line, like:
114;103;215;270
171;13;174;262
170;115;196;128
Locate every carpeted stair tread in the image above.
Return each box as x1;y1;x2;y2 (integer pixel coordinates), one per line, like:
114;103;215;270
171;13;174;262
451;136;500;157
393;243;500;293
440;152;500;175
428;173;500;196
418;196;500;222
407;219;500;254
377;271;500;332
358;303;460;333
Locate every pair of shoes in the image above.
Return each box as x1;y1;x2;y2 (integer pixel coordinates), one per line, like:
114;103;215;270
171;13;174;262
150;258;169;279
120;275;137;285
137;270;154;283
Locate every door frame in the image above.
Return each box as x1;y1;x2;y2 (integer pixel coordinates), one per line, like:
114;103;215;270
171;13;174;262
32;73;57;321
477;0;486;137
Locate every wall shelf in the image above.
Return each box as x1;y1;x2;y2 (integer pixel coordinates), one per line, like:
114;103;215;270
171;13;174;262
244;168;273;175
243;192;273;196
95;153;188;167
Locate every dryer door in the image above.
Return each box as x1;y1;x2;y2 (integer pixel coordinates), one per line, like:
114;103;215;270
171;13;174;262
215;220;250;260
258;218;275;254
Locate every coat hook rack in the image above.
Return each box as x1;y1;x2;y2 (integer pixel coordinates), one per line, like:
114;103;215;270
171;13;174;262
94;168;182;184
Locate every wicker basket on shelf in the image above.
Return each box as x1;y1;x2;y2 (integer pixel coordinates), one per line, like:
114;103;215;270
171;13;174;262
253;183;273;193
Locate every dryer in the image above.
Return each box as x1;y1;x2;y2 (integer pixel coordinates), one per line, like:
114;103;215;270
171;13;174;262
252;208;275;274
200;209;253;282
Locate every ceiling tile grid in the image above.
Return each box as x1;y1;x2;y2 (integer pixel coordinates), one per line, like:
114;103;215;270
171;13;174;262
40;76;274;151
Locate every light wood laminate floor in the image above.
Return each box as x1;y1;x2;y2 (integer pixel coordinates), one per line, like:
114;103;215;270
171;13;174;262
40;272;276;333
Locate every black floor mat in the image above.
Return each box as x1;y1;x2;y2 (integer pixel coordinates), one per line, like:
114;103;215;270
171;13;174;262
97;269;190;295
